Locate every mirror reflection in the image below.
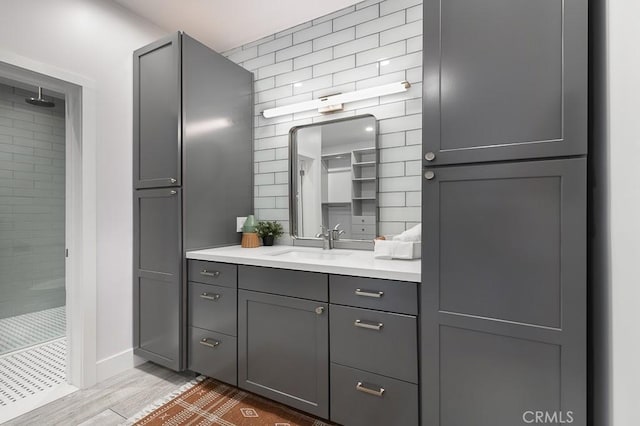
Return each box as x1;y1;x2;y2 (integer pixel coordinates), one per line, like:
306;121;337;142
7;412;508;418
290;115;377;241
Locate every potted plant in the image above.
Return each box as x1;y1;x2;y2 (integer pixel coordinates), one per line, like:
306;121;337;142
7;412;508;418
255;221;284;246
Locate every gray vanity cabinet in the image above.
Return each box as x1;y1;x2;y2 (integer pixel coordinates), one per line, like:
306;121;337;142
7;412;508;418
133;188;182;368
187;260;238;385
133;32;253;371
421;158;586;425
133;32;181;189
329;275;419;426
422;0;587;165
422;0;588;422
238;267;329;418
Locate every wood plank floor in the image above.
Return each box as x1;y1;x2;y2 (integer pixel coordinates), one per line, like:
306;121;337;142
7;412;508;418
5;362;195;426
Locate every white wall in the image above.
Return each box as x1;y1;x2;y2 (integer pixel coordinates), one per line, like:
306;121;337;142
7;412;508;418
608;0;640;424
0;0;165;372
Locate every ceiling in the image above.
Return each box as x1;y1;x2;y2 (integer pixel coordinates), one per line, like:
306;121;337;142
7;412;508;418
113;0;361;52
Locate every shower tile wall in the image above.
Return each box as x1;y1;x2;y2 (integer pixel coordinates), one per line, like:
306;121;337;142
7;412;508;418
223;0;423;237
0;84;65;319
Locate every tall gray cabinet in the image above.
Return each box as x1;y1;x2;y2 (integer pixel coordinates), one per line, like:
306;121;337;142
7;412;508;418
133;32;253;371
421;0;587;425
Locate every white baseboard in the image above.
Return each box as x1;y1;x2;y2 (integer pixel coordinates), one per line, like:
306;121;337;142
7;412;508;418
96;348;146;383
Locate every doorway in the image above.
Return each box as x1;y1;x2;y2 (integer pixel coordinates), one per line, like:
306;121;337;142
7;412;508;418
0;55;97;422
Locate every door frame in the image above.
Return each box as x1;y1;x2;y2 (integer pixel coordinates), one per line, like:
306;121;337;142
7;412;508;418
0;49;98;388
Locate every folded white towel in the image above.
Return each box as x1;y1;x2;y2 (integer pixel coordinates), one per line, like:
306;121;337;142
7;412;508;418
374;240;418;260
373;240;394;259
392;224;421;242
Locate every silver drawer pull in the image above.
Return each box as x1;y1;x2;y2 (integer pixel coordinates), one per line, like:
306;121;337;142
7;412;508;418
354;319;383;331
199;338;219;348
200;292;220;301
201;270;220;278
355;288;384;298
356;382;385;397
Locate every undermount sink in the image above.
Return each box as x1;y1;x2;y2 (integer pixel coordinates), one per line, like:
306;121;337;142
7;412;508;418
269;249;352;261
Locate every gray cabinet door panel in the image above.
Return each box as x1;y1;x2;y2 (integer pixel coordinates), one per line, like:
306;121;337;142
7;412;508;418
439;327;560;426
423;0;587;165
135;276;180;367
329;275;418;315
330;305;418;384
238;265;328;301
330;363;419;426
238;290;329;418
133;188;182;370
188;282;237;336
133;32;181;189
424;159;584;327
421;158;586;425
188;327;237;386
135;188;181;276
188;260;237;288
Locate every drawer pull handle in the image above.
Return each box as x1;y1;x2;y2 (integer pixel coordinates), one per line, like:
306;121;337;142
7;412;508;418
201;270;220;278
355;289;384;298
200;338;220;348
354;319;383;331
200;292;221;301
356;382;385;397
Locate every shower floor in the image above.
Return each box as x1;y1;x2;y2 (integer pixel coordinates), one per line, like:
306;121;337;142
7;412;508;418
0;306;66;356
0;338;76;423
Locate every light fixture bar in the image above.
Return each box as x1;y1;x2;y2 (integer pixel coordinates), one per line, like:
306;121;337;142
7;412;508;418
262;81;411;118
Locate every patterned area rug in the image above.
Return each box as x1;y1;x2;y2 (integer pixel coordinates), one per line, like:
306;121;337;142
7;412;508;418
126;376;334;426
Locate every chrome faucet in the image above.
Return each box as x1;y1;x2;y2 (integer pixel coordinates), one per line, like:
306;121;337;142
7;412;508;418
315;224;345;250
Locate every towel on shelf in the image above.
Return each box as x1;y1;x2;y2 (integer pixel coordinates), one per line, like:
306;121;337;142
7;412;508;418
374;240;417;260
392;223;421;242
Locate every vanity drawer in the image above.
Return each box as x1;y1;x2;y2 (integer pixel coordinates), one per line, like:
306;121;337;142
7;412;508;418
188;282;237;336
188;327;237;385
351;224;376;235
330;305;417;383
330;363;418;426
352;215;375;225
239;265;328;302
330;275;418;315
188;260;237;288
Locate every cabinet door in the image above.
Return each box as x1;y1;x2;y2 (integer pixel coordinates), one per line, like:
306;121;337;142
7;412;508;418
423;0;587;165
421;159;586;425
238;290;329;418
133;32;181;189
133;188;182;370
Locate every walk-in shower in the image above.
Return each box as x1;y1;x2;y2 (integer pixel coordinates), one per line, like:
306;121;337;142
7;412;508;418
0;82;68;415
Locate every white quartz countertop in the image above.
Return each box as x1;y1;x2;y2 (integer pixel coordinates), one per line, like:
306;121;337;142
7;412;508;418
186;245;421;283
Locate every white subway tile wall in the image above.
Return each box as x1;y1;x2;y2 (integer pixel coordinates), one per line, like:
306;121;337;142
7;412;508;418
223;0;423;237
0;84;66;318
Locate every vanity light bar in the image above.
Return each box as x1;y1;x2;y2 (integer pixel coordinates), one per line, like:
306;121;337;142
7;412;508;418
262;81;411;118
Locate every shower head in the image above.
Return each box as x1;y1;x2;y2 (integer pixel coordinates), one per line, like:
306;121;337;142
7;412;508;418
25;87;55;108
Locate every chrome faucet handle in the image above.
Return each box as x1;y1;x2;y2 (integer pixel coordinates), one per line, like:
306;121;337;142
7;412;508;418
315;225;329;239
331;224;345;242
